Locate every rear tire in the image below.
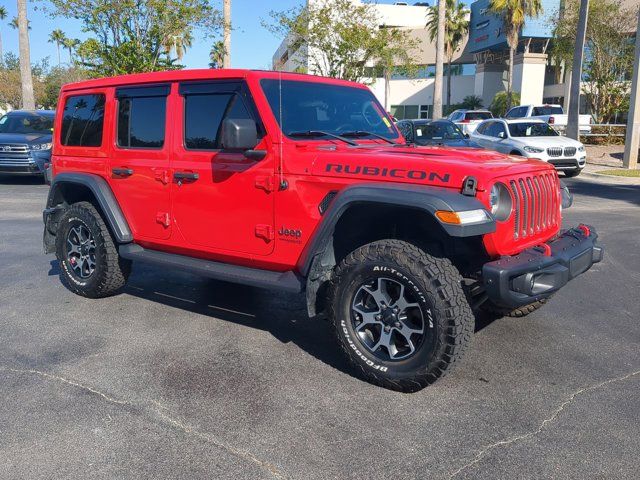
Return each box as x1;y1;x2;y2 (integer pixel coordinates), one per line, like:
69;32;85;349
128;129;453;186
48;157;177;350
328;240;474;392
55;201;131;298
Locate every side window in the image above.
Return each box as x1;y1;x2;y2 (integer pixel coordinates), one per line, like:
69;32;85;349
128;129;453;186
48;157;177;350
487;122;506;138
476;121;490;134
184;92;254;150
61;94;105;147
117;93;167;149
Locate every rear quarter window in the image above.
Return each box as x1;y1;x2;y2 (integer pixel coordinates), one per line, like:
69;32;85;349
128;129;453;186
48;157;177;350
60;94;106;147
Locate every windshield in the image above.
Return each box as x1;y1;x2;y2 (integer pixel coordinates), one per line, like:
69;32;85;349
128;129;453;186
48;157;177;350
260;79;399;140
532;106;563;116
414;122;464;144
0;113;54;134
464;111;492;121
508;122;558;137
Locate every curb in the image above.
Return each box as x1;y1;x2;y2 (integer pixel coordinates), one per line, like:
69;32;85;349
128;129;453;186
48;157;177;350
580;170;640;185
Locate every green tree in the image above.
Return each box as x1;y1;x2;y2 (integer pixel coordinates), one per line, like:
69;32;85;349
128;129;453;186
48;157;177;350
62;37;80;64
460;94;484;110
552;0;635;123
488;0;542;110
46;0;222;76
9;17;31;30
209;40;226;69
49;29;66;66
0;6;7;62
426;0;469;112
490;90;521;117
264;0;418;84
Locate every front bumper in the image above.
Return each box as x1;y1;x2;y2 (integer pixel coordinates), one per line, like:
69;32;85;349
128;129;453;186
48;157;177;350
482;225;603;308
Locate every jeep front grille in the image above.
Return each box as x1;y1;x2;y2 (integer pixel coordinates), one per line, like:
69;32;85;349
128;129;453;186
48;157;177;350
509;172;559;239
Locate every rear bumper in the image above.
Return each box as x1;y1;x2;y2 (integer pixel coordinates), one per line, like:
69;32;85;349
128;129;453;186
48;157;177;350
482;225;603;308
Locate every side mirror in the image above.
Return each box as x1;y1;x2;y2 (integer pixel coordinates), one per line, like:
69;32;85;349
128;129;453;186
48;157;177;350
498;131;505;139
464;133;470;139
221;118;259;150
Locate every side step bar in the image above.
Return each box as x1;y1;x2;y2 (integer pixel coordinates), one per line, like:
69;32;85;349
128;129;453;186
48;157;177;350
119;243;303;293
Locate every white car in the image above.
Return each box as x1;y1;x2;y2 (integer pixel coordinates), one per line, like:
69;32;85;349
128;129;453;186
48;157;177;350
447;109;493;135
505;104;592;135
471;118;586;177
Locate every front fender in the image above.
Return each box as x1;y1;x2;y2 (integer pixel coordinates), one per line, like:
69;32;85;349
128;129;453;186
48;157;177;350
297;183;495;277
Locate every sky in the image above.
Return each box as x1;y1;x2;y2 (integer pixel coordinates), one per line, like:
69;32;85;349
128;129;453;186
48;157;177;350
0;0;441;70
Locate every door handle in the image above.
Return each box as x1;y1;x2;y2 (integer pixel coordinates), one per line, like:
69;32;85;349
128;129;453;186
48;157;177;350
174;171;199;186
112;167;134;177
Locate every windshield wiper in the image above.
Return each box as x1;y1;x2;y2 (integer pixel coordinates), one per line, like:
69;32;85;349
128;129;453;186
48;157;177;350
288;130;358;146
340;130;399;145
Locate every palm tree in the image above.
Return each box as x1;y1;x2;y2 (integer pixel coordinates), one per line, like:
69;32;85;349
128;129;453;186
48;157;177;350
9;17;30;30
0;6;8;63
17;0;35;109
49;29;66;66
488;0;543;110
223;0;231;68
209;41;226;69
432;0;446;119
63;37;80;64
163;31;193;61
427;0;469;112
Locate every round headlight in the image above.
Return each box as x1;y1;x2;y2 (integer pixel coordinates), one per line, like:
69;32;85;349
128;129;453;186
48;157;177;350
489;182;513;221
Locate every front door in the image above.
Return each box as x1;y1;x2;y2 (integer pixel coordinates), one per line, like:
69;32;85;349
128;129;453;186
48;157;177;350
108;85;172;240
170;81;275;256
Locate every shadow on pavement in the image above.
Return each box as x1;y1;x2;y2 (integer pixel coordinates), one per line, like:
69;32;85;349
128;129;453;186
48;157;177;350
0;175;46;186
566;177;640;207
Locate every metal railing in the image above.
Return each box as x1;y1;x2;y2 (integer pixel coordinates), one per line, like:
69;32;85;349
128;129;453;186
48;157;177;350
580;124;626;138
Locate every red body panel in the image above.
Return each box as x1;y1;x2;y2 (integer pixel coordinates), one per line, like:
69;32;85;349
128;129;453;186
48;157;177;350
52;69;563;272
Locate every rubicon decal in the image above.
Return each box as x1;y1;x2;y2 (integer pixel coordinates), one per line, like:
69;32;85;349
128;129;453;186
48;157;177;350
326;163;450;183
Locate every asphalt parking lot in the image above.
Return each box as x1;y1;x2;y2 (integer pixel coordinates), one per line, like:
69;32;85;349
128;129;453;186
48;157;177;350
1;174;639;480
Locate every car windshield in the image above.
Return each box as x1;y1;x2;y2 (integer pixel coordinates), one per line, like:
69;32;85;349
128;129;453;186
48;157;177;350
260;79;399;141
508;122;558;137
532;106;563;116
0;113;54;134
464;111;492;120
414;122;464;144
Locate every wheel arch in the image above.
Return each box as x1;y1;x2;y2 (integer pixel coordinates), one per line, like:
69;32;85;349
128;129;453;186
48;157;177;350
43;173;132;253
300;184;495;318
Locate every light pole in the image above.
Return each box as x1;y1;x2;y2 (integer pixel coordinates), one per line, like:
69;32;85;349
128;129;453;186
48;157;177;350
623;9;640;169
223;0;231;68
566;0;589;140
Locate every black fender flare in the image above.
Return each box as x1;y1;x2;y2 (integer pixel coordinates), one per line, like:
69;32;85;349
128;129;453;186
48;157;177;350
45;173;133;244
298;183;495;318
298;183;495;276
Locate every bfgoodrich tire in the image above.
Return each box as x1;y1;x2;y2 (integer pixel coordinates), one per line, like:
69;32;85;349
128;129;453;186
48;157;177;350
55;201;131;298
328;240;474;392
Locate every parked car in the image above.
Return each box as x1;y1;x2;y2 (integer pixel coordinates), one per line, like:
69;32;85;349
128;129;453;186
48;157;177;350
396;119;480;148
471;118;586;177
504;104;592;134
0;110;55;178
43;70;602;391
447;109;493;135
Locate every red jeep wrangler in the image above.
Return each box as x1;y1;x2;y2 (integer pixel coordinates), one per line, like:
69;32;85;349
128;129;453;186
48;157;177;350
43;70;603;391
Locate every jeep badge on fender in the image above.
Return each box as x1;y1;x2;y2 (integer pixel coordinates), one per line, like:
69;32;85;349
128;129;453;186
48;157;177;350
43;70;603;392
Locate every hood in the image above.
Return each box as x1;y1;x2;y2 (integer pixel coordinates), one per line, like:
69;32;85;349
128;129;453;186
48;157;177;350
417;139;481;149
310;144;552;191
511;135;582;149
0;133;52;144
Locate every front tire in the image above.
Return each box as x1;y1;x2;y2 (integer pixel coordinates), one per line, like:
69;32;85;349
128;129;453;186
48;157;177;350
55;201;131;298
328;240;474;392
564;169;581;178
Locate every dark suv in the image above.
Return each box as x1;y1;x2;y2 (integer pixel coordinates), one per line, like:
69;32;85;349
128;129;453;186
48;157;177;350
0;110;55;177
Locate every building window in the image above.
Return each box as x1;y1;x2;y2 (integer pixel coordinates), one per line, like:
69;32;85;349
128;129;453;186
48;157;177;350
60;94;105;147
420;105;431;119
391;104;426;120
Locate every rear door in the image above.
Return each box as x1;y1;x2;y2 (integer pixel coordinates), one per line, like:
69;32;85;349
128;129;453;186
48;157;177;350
170;80;275;256
108;84;172;240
